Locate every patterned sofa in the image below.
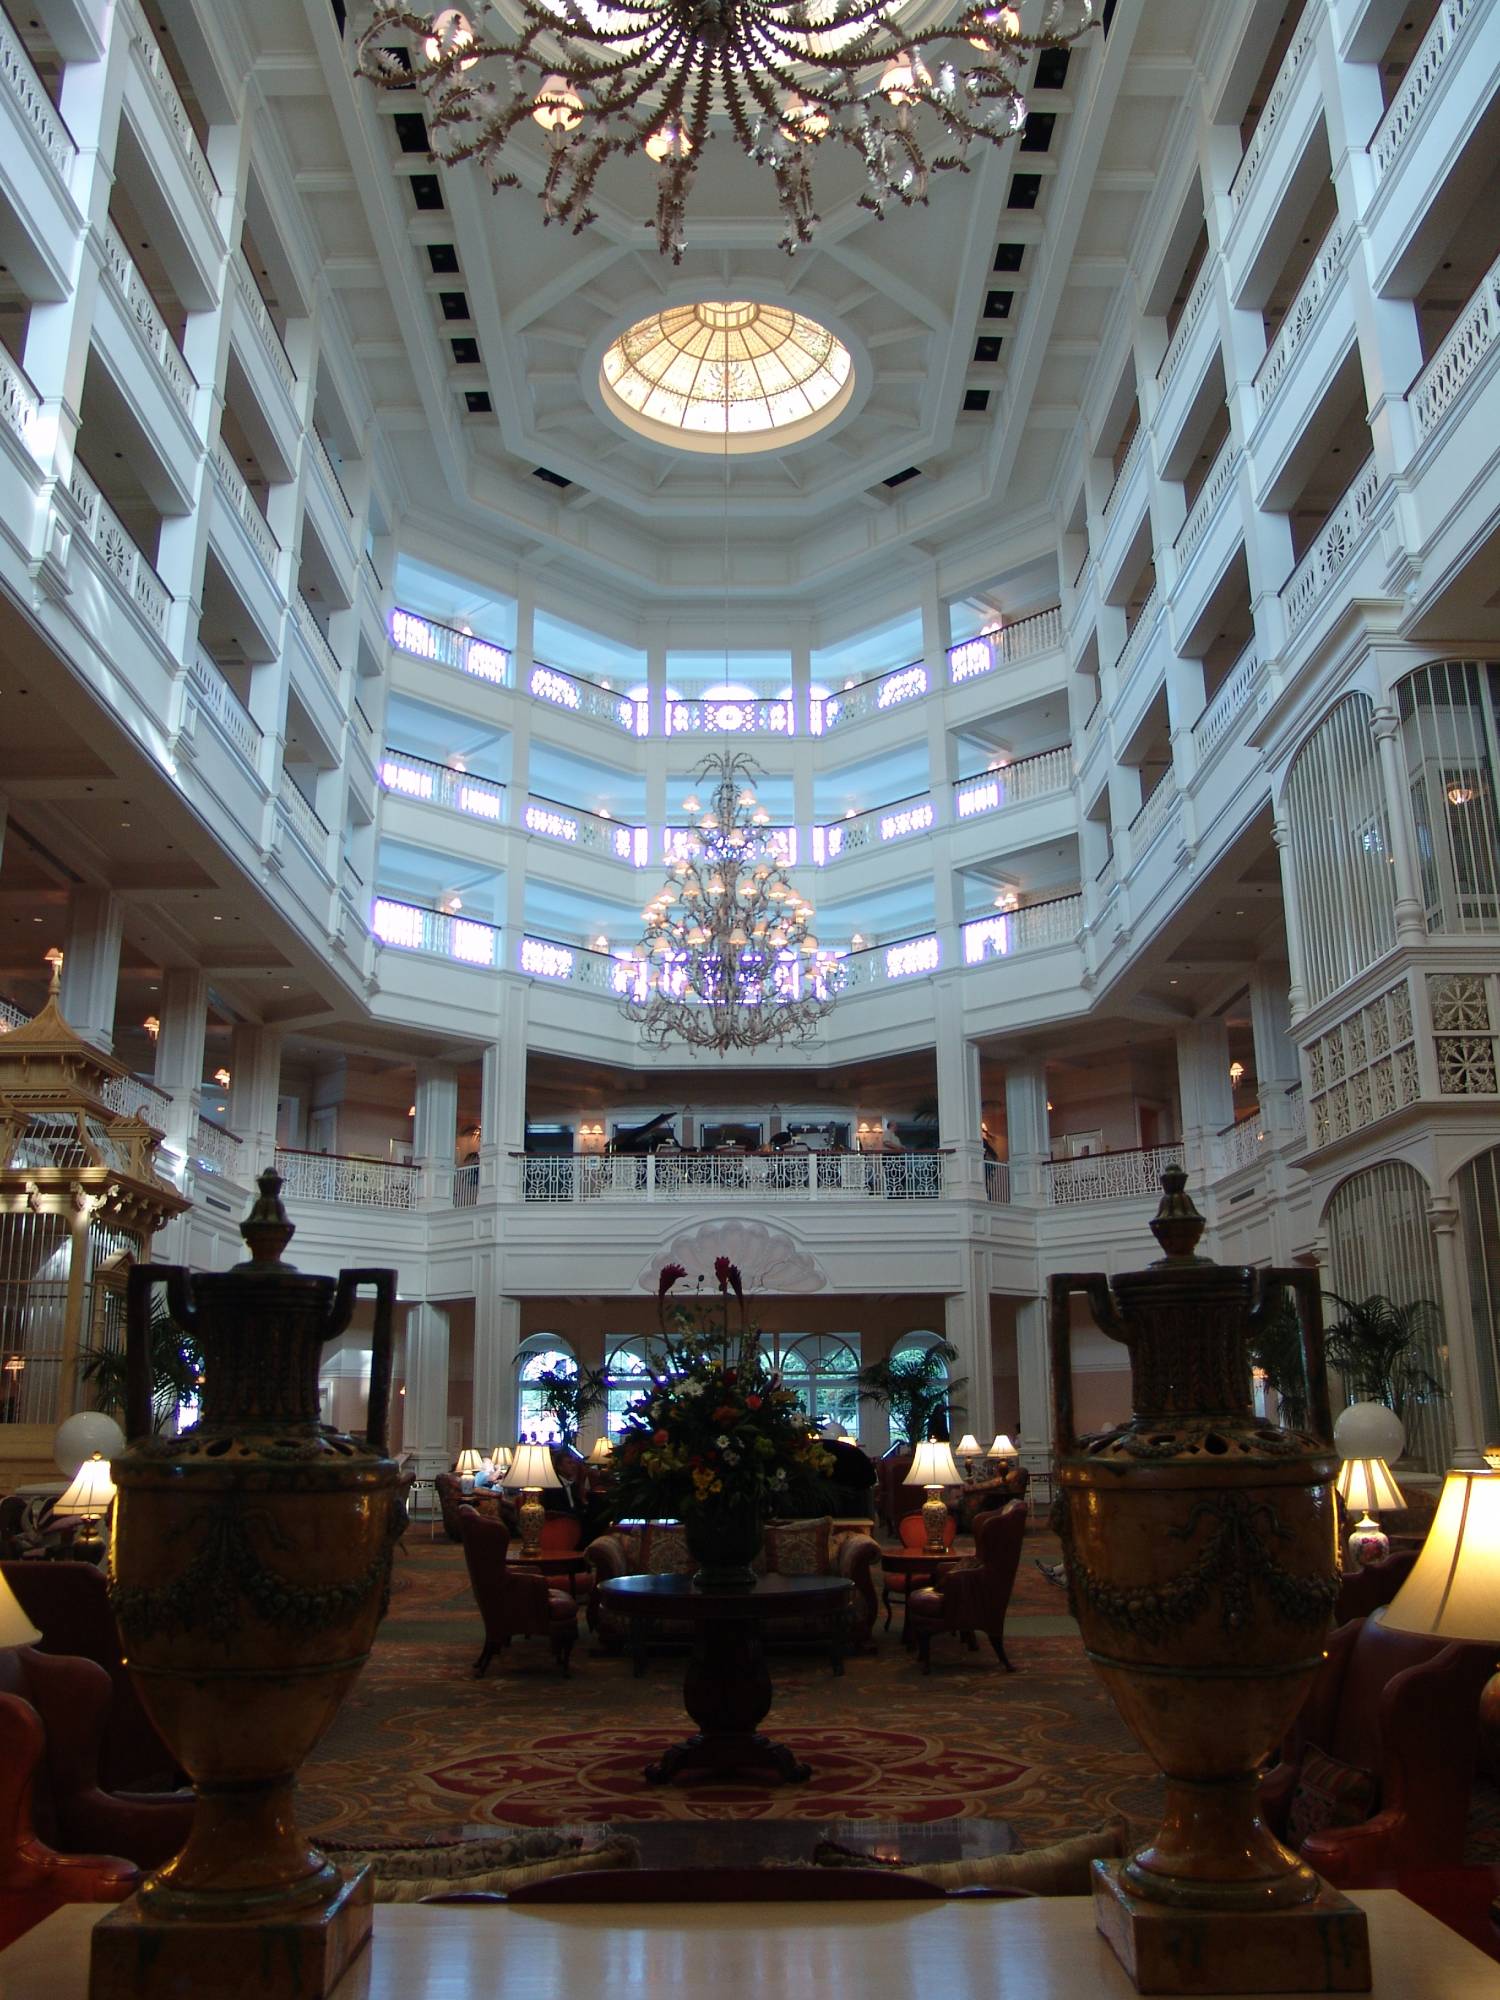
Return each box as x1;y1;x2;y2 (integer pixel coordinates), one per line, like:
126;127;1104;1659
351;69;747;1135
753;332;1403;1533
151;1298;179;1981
585;1516;881;1655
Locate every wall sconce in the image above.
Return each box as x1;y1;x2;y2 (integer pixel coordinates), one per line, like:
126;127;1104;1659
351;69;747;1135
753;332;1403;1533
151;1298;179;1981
1229;1060;1245;1087
407;1104;416;1118
448;755;468;773
592;935;609;952
440;891;463;915
213;1068;231;1089
144;1016;160;1040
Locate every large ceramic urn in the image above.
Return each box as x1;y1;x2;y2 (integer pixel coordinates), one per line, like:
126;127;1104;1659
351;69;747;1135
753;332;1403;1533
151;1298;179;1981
1051;1169;1341;1920
109;1172;399;1925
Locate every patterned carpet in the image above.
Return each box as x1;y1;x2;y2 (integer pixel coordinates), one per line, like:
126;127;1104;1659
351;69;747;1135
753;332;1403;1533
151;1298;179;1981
295;1530;1166;1849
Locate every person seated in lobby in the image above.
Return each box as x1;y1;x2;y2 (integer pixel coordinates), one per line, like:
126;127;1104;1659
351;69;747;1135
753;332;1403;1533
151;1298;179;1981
825;1436;877;1518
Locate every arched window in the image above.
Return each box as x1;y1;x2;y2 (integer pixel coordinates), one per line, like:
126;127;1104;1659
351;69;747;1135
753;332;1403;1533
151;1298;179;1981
1284;693;1397;1006
515;1334;577;1444
772;1334;860;1433
880;1332;952;1447
603;1339;655;1439
1396;661;1500;935
1324;1162;1452;1472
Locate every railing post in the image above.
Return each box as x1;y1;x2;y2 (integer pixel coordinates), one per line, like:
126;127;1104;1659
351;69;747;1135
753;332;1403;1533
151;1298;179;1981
646;1152;656;1202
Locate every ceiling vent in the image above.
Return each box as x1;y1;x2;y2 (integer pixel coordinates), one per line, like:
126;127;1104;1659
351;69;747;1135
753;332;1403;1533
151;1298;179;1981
533;467;572;488
882;467;922;489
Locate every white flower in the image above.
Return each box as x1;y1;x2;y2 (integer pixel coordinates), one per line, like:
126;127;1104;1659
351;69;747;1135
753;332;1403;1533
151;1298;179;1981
678;1379;704;1398
716;1434;731;1448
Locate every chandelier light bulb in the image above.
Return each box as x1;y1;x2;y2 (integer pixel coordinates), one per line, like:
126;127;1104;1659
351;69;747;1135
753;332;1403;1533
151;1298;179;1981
532;74;583;131
422;7;477;69
644;121;694;162
880;51;929;105
682;795;701;813
780;92;832;142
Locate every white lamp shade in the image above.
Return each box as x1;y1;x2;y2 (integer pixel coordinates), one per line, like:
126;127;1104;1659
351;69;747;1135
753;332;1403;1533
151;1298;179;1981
988;1433;1017;1459
1333;1401;1405;1465
508;1442;563;1490
55;1451;116;1516
588;1437;614;1464
53;1411;124;1478
955;1433;982;1458
454;1449;486;1476
490;1446;514;1474
0;1570;41;1649
1383;1470;1500;1643
905;1439;962;1488
1336;1457;1405;1516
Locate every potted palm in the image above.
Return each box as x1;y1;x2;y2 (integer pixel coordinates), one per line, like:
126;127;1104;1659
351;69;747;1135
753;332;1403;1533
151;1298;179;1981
855;1339;964;1447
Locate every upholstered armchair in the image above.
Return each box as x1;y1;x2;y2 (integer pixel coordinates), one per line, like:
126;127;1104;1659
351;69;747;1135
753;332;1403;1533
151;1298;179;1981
904;1500;1027;1673
1332;1550;1418;1626
958;1464;1031;1534
435;1474;516;1543
0;1646;192;1881
457;1507;578;1675
1259;1613;1494;1887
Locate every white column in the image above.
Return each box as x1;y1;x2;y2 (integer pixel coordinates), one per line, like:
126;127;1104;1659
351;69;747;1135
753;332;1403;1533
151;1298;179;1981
228;1025;282;1181
1176;1019;1234;1180
152;968;208;1162
934;979;985;1200
60;887;123;1050
1271;812;1311;1024
481;982;530;1198
413;1061;459;1208
945;1243;994;1445
1014;1297;1053;1468
476;1288;518;1449
403;1302;452;1478
1249;964;1301;1145
1429;1201;1488;1472
1004;1061;1051;1203
1371;706;1427;945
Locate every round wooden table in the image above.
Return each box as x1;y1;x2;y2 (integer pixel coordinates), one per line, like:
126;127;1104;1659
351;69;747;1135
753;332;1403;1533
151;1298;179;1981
878;1547;966;1627
599;1572;854;1786
508;1550;589;1582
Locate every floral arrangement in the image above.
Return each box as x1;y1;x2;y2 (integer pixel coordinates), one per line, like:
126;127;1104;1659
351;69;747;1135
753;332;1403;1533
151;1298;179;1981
611;1256;834;1521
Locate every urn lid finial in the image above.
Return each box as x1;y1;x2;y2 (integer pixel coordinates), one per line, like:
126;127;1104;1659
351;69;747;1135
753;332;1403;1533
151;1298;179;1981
238;1170;297;1269
1149;1165;1208;1262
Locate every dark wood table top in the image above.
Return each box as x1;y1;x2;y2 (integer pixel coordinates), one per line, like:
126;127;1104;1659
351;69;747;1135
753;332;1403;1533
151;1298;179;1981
600;1573;853;1620
878;1548;967;1575
509;1551;589;1575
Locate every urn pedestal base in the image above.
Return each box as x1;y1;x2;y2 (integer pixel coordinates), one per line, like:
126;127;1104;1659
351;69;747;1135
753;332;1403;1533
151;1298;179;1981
1092;1860;1372;1994
88;1865;374;2000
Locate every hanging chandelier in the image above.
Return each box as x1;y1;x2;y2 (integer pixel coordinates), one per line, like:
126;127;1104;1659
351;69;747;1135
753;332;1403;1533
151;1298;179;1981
356;2;1098;261
624;751;841;1051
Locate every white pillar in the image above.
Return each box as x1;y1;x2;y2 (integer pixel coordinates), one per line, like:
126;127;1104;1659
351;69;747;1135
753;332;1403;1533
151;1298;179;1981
945;1243;994;1445
1430;1200;1488;1472
1371;706;1427;945
1014;1297;1053;1469
413;1061;459;1208
152;968;209;1163
482;983;530;1198
228;1026;282;1180
934;979;985;1200
1176;1019;1234;1180
1004;1061;1050;1203
60;887;123;1049
1249;964;1301;1145
1271;812;1311;1023
477;1288;518;1449
403;1302;452;1478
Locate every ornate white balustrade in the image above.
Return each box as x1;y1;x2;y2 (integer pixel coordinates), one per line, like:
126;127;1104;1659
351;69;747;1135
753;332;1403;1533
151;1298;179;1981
310;427;353;520
233;252;297;399
811;661;928;735
1412;251;1500;443
0;342;40;454
1101;424;1146;520
371;896;500;968
1281;456;1382;636
278;776;328;859
69;462;169;635
962;895;1083;964
984;1159;1010;1204
1217;1114;1266;1177
1112;590;1160;690
123;0;219;207
0;4;75;180
523;793;640;858
1095;853;1117;899
531;660;645;734
380;748;505;821
190;650;262;769
945;606;1062;685
99;223;194;413
453;1162;480;1207
0;1000;31;1033
96;1072;173;1123
1229;5;1318;213
211;441;278;574
517;937;644;994
1157;261;1215;389
1371;0;1480;184
294;592;343;684
391;608;510;686
1255;223;1347;413
816;793;934;861
1044;1144;1185;1205
1191;645;1259;765
666;824;792;868
192;1112;244;1178
666;693;794;736
952;747;1071;824
520;1150;949;1203
275;1147;417;1210
1131;775;1180;856
1174;446;1239;567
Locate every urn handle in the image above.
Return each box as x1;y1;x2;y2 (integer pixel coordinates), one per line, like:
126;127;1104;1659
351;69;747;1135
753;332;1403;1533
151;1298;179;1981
1253;1267;1334;1447
1047;1272;1120;1457
124;1264;197;1444
326;1267;396;1457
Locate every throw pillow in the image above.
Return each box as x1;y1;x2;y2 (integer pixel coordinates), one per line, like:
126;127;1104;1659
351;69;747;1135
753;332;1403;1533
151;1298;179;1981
1286;1745;1378;1848
639;1519;694;1575
764;1516;832;1576
905;1819;1129;1894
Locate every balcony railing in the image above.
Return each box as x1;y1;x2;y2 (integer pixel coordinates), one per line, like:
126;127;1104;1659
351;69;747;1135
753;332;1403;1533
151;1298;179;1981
391;607;510;686
454;1162;480;1207
1412;249;1500;444
524;793;641;859
294;592;343;685
1280;455;1382;637
839;931;942;990
191;1112;244;1178
1228;4;1317;213
962;894;1083;964
211;440;279;576
0;342;40;454
1095;852;1117;899
371;896;500;968
1044;1142;1185;1205
666;694;794;736
811;660;928;735
946;606;1062;685
1101;423;1146;520
531;660;646;735
275;1147;417;1210
98;1072;173;1124
984;1159;1010;1203
100;222;195;414
380;748;505;821
122;0;219;207
953;747;1071;823
310;427;353;520
0;4;75;181
278;776;328;859
1217;1113;1266;1177
1371;0;1480;185
190;650;262;770
1173;444;1239;567
665;823;791;867
519;1150;949;1203
816;791;935;862
1112;589;1160;689
1191;644;1259;765
0;999;31;1032
517;936;643;993
1131;775;1180;856
1157;261;1215;390
232;251;297;399
1255;222;1347;414
69;462;169;636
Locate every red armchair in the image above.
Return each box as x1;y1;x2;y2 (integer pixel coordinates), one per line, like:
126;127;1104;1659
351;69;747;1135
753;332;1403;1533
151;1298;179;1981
1259;1613;1494;1887
905;1501;1026;1674
0;1646;191;1880
457;1508;578;1676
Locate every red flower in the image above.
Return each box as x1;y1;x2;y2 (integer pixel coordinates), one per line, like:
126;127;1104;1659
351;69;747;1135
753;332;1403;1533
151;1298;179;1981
727;1262;744;1299
711;1404;739;1425
658;1262;686;1296
714;1255;733;1290
724;1369;738;1386
745;1394;762;1411
652;1428;668;1444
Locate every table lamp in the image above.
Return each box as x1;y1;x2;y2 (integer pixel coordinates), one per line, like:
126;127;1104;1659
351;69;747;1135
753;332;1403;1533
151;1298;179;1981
0;1568;41;1650
954;1433;982;1482
454;1447;485;1493
490;1444;514;1479
1336;1456;1404;1567
54;1450;116;1563
905;1439;961;1551
506;1441;563;1555
587;1437;614;1465
987;1432;1018;1462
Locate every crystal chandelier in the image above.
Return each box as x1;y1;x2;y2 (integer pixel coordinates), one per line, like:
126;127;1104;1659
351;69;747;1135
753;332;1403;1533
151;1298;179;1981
624;751;841;1051
356;2;1097;261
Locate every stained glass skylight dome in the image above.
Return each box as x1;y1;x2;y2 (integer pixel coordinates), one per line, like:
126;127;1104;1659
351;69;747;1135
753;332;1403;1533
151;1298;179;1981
600;300;855;454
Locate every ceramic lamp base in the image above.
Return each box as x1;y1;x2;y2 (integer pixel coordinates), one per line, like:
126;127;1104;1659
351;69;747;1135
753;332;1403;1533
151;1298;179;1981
518;1490;545;1557
1345;1514;1388;1568
920;1488;948;1553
